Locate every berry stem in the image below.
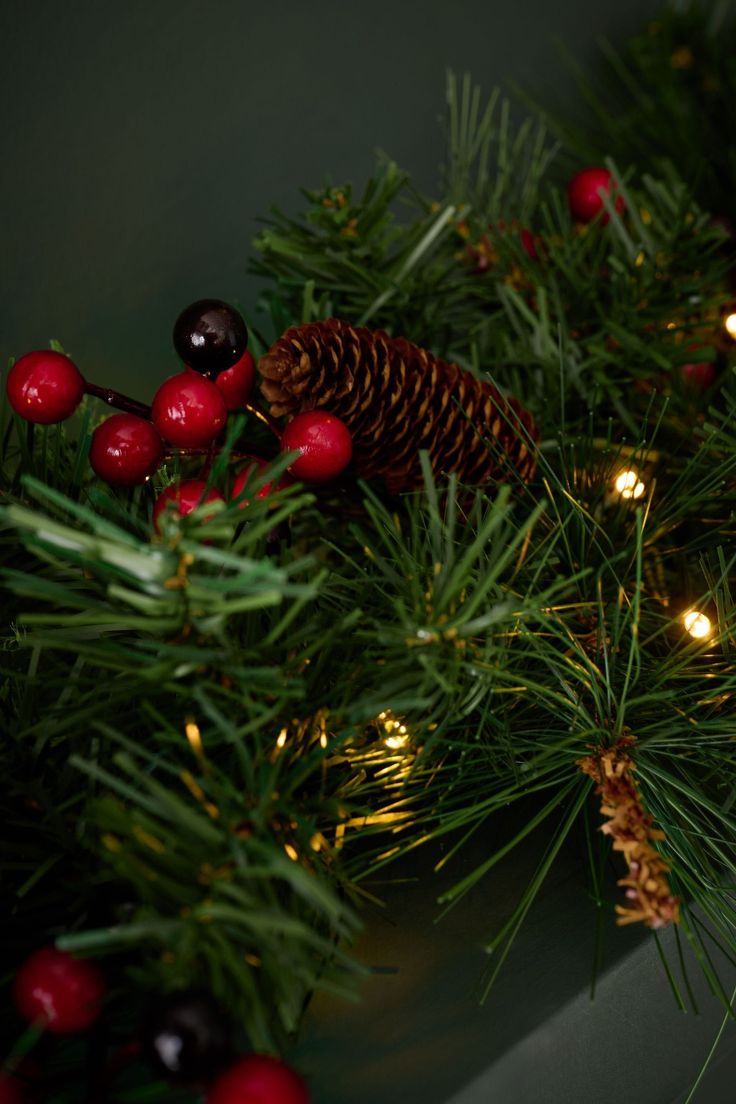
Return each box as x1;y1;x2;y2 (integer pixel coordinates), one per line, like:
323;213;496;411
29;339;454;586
85;382;151;420
244;400;282;440
86;1039;141;1103
166;446;272;463
199;440;218;481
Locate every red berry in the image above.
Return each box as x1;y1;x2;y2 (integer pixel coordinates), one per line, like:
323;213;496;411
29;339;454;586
207;1055;310;1104
153;479;225;533
280;411;352;483
231;461;289;507
0;1075;23;1104
679;342;717;391
0;1061;39;1104
6;351;85;424
520;226;538;261
681;360;717;389
14;947;104;1035
568;167;624;225
215;351;256;410
89;413;164;486
152;371;227;447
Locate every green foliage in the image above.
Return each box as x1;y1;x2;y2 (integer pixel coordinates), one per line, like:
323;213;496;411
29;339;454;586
251;158;468;353
4;55;736;1100
530;1;736;224
252;73;733;441
245;66;736;1042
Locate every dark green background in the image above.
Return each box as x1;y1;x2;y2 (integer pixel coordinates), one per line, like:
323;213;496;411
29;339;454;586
2;0;661;394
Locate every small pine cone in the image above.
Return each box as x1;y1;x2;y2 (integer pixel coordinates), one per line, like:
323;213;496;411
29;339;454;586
259;319;538;493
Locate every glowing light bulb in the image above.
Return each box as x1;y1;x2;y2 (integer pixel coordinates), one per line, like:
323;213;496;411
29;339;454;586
378;710;411;750
725;313;736;339
185;719;203;756
385;728;410;750
683;609;712;640
614;469;646;500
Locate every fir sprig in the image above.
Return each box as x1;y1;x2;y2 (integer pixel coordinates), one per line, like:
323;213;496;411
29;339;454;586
251;75;732;441
4;54;736;1100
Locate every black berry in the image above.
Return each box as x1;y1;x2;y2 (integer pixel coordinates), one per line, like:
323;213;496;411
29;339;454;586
173;300;248;376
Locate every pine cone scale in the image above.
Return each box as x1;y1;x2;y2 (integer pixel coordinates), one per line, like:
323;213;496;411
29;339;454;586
259;319;538;491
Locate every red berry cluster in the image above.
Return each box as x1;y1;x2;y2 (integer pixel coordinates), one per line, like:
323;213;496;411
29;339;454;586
11;946;310;1101
6;300;353;529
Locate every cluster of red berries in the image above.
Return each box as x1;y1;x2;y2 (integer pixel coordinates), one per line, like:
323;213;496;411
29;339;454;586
6;946;309;1103
5;299;353;530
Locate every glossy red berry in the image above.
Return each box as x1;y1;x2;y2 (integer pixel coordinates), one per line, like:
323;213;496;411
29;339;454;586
89;413;164;486
207;1055;310;1104
231;461;289;507
152;371;227;447
568;167;624;225
280;411;352;483
153;479;225;533
6;351;85;424
14;947;105;1035
216;351;256;410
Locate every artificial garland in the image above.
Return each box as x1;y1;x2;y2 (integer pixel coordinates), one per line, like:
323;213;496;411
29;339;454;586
3;7;736;1101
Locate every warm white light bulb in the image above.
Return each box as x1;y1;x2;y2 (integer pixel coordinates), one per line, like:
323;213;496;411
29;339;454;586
185;720;203;755
725;313;736;339
379;710;411;750
614;469;645;500
683;609;712;640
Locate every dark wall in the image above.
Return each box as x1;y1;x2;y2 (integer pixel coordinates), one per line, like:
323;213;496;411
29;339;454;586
2;0;661;393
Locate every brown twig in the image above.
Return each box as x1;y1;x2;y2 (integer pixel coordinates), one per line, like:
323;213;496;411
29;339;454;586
245;399;282;440
84;381;151;420
578;735;680;930
164;446;273;464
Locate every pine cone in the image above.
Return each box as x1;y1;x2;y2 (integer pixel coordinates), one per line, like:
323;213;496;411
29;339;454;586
259;319;538;493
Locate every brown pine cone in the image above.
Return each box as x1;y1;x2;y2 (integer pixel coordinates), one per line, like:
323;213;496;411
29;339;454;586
259;318;538;493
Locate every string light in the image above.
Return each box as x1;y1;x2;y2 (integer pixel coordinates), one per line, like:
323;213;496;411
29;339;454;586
385;727;409;750
683;609;712;640
614;469;646;500
185;719;203;757
724;312;736;339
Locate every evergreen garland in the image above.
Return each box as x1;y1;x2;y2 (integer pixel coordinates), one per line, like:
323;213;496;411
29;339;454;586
3;5;736;1098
